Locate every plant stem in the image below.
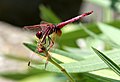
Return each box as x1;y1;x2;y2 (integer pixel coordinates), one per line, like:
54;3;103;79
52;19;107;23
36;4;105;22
41;46;75;82
49;57;75;82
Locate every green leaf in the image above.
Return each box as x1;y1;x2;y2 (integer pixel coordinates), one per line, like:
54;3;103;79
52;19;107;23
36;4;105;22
84;73;120;82
23;43;36;52
79;23;98;39
79;23;117;48
63;46;93;59
90;69;120;80
24;43;120;73
97;23;120;46
92;47;120;76
31;48;120;73
39;5;61;24
20;74;65;82
59;23;100;47
52;49;84;61
0;69;47;80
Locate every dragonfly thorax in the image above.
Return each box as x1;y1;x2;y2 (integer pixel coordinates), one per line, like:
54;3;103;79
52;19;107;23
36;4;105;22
47;24;58;35
35;24;58;39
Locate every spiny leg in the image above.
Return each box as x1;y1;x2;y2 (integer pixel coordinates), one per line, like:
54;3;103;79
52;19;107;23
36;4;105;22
45;58;48;69
41;38;46;45
28;53;34;66
35;38;47;53
44;51;51;69
47;36;54;51
47;36;51;48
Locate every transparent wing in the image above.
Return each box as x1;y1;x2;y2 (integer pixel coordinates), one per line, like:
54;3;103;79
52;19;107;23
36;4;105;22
23;24;42;32
23;21;53;32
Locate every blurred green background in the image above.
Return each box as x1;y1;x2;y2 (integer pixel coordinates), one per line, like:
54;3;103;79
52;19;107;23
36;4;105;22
0;0;120;82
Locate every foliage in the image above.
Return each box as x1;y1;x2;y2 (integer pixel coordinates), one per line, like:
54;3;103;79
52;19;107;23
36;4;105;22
1;1;120;82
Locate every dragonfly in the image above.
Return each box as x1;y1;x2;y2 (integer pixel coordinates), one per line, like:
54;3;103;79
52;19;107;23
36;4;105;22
24;11;93;53
24;11;93;68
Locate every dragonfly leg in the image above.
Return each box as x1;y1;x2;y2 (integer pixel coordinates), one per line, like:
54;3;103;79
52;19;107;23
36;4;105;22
27;53;34;66
45;59;48;69
35;38;47;53
44;52;51;69
41;38;46;45
47;36;54;51
47;36;51;48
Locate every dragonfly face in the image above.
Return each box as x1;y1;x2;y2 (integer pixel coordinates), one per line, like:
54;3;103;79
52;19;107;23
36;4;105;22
36;31;42;39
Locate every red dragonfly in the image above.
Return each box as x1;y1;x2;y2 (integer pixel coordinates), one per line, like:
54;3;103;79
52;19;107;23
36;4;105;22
24;11;93;53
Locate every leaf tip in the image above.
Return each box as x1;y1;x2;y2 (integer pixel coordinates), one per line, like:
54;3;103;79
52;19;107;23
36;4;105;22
23;42;28;46
91;46;95;50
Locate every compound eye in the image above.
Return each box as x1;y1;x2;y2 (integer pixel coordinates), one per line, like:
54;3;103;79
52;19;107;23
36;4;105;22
36;31;42;39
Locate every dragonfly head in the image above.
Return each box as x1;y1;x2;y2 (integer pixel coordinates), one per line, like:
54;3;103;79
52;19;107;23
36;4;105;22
36;31;42;39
